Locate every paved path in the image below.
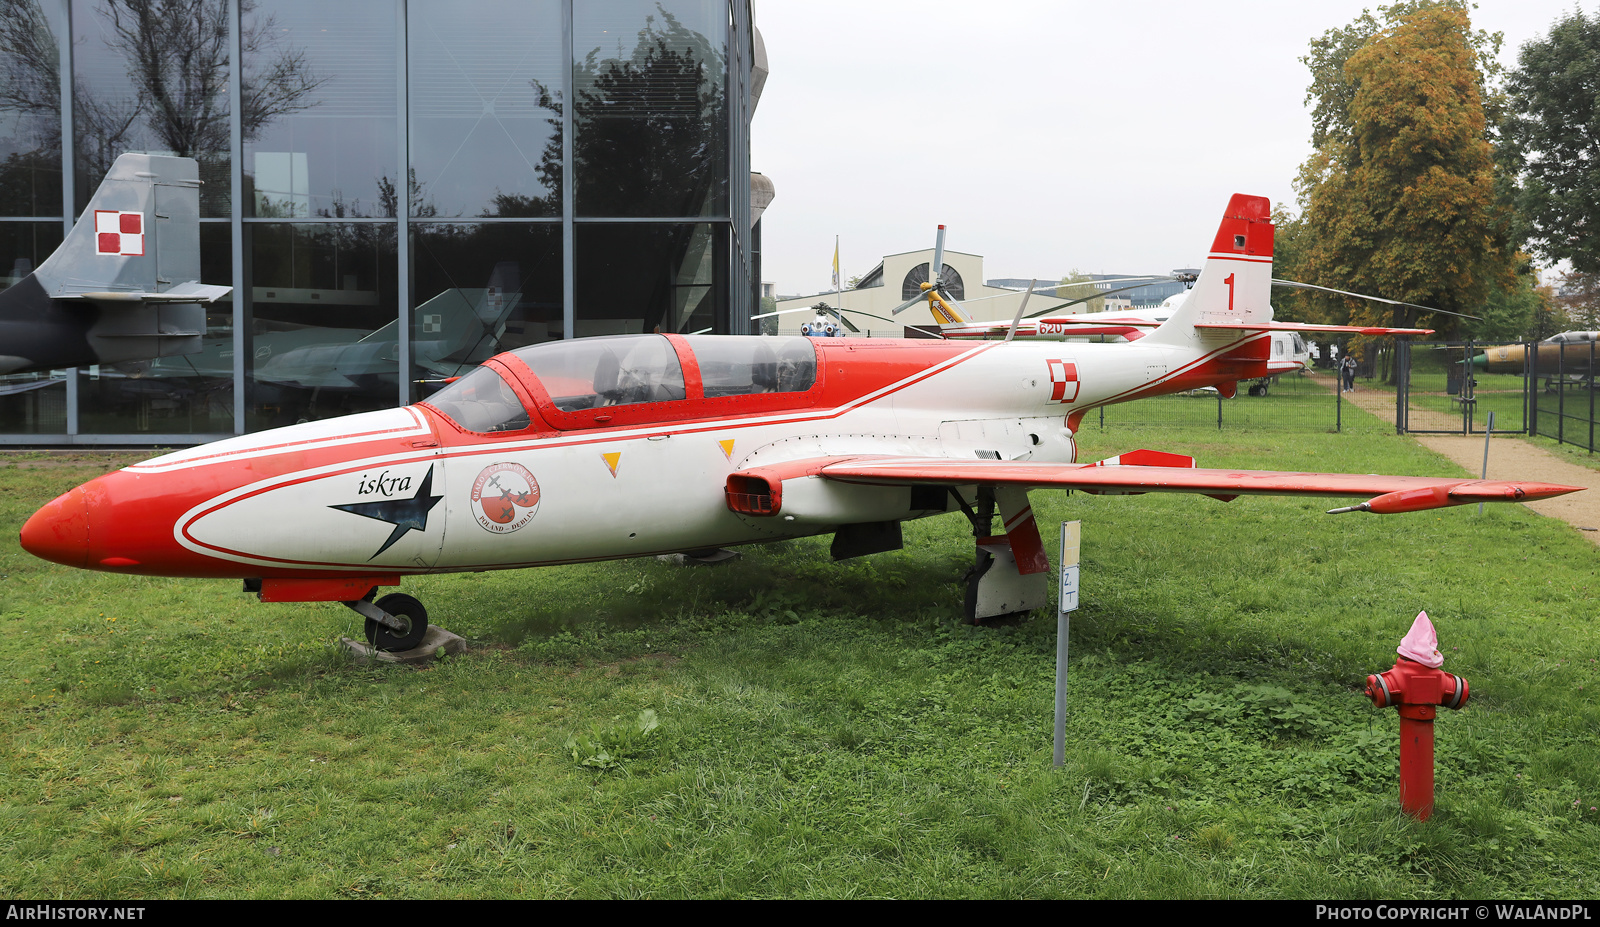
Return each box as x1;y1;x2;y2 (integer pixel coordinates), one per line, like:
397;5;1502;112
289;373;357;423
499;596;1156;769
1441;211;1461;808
1329;376;1600;544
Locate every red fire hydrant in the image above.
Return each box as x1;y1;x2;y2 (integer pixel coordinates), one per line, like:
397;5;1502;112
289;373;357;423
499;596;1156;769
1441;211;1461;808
1363;611;1469;821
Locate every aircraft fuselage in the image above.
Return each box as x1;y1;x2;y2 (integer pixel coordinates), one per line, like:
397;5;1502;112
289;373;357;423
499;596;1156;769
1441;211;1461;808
21;331;1269;590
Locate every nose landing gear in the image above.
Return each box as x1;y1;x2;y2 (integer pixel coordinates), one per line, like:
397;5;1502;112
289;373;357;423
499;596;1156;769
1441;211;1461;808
344;592;430;652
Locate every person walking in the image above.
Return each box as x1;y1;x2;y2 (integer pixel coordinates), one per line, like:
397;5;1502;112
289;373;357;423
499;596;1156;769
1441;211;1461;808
1340;353;1357;393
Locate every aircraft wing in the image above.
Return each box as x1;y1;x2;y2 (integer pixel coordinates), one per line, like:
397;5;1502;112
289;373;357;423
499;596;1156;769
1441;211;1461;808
726;451;1581;517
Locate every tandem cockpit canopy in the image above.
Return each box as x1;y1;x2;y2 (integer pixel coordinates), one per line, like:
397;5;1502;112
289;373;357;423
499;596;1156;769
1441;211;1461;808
423;335;820;433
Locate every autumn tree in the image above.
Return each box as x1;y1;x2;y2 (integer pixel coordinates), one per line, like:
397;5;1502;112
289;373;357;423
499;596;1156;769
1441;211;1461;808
1292;1;1515;370
1500;10;1600;275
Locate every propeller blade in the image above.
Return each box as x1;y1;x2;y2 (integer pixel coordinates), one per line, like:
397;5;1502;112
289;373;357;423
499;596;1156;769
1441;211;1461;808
1004;280;1037;343
931;225;946;291
1271;279;1482;322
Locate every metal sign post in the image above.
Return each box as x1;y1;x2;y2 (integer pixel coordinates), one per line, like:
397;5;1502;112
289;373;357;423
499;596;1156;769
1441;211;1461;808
1054;520;1081;768
1478;410;1495;514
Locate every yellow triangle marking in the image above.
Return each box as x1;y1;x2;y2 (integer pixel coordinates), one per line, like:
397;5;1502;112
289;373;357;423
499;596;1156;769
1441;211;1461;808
602;452;621;477
719;439;735;461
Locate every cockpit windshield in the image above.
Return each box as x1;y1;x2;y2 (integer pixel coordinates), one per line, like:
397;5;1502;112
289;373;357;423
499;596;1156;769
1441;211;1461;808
424;366;531;433
1544;331;1599;345
514;335;687;411
693;336;816;396
430;335;823;434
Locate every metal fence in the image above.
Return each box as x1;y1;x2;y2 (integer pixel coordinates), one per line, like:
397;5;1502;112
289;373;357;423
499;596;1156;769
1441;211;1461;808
1089;370;1385;435
1396;340;1532;436
1531;340;1599;453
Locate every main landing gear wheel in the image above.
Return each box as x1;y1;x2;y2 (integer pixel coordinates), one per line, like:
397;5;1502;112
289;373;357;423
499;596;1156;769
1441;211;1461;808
364;593;429;652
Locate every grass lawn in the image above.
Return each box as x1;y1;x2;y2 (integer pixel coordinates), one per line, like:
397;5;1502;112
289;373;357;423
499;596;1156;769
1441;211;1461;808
2;401;1597;899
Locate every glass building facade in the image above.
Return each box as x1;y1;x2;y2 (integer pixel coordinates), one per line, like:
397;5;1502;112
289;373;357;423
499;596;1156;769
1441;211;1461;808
0;0;758;443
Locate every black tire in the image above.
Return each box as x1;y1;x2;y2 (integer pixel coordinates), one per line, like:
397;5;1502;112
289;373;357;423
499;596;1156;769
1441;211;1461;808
365;593;429;652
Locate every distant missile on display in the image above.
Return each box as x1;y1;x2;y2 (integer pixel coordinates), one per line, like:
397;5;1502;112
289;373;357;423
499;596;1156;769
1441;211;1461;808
1470;332;1598;376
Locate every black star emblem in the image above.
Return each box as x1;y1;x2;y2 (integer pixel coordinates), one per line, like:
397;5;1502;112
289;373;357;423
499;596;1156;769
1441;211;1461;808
330;465;444;559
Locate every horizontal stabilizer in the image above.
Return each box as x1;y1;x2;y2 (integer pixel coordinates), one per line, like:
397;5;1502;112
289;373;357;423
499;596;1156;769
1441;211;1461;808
70;283;231;304
1089;449;1195;468
90;329;203;338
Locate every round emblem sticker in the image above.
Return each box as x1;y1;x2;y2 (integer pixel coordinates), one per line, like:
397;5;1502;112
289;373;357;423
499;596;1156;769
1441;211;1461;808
470;462;541;534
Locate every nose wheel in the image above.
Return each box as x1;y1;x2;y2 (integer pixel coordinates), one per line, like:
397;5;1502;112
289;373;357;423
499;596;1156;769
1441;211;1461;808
344;592;430;652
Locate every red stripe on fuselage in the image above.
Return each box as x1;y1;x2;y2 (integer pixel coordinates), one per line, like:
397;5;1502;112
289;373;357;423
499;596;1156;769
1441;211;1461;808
1082;332;1272;409
96;339;1001;577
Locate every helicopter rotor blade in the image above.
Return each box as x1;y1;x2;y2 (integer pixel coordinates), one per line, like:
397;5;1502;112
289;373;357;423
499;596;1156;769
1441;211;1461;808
889;289;931;316
1271;279;1482;322
750;305;823;320
827;305;946;337
1024;279;1181;319
824;307;861;333
1004;280;1037;343
960;276;1171;303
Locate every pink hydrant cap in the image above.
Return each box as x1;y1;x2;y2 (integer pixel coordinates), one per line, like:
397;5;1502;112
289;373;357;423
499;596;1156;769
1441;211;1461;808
1397;611;1444;668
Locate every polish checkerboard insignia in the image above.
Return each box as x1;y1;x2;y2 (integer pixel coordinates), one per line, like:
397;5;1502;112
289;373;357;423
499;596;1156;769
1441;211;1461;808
1046;359;1080;403
95;210;144;256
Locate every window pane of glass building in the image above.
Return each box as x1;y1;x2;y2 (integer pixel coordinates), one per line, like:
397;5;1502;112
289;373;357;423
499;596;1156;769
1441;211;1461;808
0;219;64;433
76;222;234;434
71;0;232;216
411;221;561;401
243;0;397;219
3;1;753;443
572;0;728;218
408;0;562;219
0;0;63;218
576;223;725;337
246;221;397;429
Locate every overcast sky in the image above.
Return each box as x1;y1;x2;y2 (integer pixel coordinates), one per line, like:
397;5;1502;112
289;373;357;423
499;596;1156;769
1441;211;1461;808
751;1;1590;297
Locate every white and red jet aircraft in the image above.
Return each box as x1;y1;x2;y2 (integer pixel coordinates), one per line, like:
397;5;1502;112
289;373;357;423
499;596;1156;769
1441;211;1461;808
20;195;1582;647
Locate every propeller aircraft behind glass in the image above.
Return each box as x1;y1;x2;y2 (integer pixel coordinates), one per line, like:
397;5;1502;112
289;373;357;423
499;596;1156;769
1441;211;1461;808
21;195;1581;650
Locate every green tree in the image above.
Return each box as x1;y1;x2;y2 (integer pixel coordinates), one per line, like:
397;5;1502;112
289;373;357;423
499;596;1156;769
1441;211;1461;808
1268;206;1313;322
1500;10;1600;274
1552;270;1598;331
1462;259;1547;341
1055;270;1102;314
1293;2;1514;373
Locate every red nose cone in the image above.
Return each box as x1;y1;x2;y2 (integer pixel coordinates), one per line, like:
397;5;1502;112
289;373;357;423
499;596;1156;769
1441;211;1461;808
20;487;91;569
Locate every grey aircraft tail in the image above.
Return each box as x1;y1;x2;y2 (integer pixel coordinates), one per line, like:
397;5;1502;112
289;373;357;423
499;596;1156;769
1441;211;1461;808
0;153;231;375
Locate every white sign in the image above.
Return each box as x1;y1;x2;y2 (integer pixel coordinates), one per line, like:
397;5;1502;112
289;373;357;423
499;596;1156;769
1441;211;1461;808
1060;564;1080;613
1058;520;1081;614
